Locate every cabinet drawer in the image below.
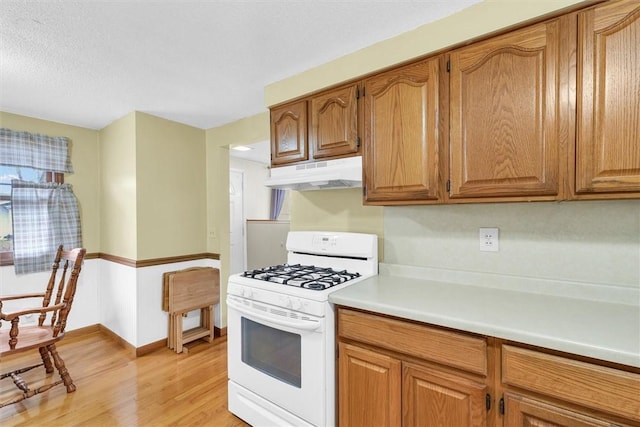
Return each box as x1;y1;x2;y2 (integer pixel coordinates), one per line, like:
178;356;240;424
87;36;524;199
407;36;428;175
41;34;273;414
338;308;487;375
502;345;640;421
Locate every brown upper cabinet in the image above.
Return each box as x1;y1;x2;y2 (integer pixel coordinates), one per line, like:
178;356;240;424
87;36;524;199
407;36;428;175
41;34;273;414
574;0;640;197
309;83;360;160
270;100;308;166
270;83;361;167
270;0;640;203
362;58;442;204
448;15;572;202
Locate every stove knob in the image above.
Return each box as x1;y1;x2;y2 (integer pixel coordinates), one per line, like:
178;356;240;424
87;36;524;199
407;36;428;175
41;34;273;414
291;298;302;311
279;295;292;308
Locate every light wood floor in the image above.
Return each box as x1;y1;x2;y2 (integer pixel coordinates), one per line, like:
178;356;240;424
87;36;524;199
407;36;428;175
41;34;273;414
0;331;250;426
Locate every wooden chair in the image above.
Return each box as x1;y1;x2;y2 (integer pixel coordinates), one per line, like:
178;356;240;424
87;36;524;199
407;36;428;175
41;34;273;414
0;245;86;408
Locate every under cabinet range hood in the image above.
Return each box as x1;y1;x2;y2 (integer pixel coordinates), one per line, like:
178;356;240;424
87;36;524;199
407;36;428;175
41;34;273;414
264;156;362;191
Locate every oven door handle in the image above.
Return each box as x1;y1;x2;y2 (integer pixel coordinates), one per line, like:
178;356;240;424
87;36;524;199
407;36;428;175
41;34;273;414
227;299;322;332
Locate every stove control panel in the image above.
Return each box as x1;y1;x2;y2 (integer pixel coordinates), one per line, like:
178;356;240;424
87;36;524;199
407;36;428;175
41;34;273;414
227;281;326;318
312;235;337;251
279;295;307;311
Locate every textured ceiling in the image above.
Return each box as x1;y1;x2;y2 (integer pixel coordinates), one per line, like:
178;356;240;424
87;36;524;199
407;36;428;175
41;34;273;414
1;0;480;131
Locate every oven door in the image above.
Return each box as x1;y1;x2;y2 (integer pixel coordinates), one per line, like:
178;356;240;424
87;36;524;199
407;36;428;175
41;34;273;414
227;295;326;427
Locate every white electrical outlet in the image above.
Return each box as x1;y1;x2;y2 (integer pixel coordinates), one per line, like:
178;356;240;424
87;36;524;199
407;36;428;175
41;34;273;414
479;227;499;252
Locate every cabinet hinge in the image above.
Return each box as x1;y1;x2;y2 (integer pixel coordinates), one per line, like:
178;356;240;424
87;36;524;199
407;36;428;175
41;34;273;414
446;60;450;72
499;397;505;415
356;87;360;99
363;186;367;198
357;136;361;148
485;393;491;411
446;179;451;192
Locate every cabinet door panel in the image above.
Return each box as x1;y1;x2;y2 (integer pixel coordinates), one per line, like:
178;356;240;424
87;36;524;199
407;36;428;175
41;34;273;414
576;0;640;194
270;100;308;166
504;393;624;427
339;342;401;427
363;58;441;204
310;84;359;159
449;19;565;199
403;363;487;427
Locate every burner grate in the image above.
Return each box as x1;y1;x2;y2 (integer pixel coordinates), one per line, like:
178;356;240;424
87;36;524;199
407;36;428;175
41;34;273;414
242;264;360;290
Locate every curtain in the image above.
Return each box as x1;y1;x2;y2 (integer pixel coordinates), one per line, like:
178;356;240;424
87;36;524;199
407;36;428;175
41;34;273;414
270;189;286;220
11;180;82;275
0;128;73;173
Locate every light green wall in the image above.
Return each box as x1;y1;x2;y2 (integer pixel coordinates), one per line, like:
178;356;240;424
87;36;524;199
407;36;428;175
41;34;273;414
290;189;384;257
99;112;137;259
0;111;101;254
135;112;207;259
98;112;208;260
289;189;383;233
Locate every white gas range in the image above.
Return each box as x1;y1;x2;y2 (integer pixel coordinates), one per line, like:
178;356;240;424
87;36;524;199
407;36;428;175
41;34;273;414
227;231;378;427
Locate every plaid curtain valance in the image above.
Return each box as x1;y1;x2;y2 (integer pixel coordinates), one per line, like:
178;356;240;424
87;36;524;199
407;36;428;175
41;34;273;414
0;128;73;173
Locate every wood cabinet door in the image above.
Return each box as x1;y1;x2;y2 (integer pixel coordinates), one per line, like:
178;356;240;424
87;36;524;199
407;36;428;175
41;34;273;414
309;83;360;159
575;0;640;196
339;342;401;427
403;362;487;427
449;17;569;200
270;100;308;166
503;393;624;427
363;57;442;204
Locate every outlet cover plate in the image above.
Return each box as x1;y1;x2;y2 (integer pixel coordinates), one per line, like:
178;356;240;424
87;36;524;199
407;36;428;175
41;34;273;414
479;227;499;252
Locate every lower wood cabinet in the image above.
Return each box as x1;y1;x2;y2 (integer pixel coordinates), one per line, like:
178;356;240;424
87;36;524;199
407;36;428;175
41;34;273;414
336;307;640;427
338;342;488;427
501;344;640;427
337;308;490;427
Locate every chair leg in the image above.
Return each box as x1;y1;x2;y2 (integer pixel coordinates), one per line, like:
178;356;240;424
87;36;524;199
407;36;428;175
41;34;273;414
39;346;55;373
47;343;76;393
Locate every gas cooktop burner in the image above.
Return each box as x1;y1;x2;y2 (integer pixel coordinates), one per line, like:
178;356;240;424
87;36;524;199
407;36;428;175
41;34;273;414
241;264;361;290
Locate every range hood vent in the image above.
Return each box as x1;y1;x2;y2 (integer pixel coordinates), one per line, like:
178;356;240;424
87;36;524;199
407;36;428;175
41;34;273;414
264;156;362;191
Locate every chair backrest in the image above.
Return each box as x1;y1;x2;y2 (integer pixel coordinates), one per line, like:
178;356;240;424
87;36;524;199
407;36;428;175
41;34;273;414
40;245;87;335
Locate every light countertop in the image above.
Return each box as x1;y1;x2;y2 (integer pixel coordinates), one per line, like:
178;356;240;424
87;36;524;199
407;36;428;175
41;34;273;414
329;264;640;368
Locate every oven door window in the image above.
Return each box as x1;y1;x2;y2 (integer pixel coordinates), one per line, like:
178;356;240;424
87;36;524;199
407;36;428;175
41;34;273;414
241;317;301;388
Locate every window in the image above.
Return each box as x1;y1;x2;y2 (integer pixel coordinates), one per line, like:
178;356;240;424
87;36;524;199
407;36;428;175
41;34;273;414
0;166;63;266
0;128;79;273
